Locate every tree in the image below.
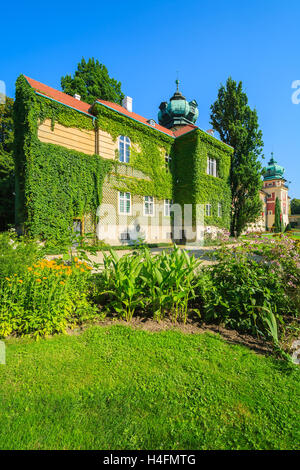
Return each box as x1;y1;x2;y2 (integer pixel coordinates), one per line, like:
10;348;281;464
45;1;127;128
291;198;300;215
210;77;263;237
0;96;14;230
61;58;124;105
274;197;282;233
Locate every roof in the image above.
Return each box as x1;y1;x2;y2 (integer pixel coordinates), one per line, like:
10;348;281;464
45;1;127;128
24;75;228;143
173;124;198;138
24;76;93;117
96;99;174;137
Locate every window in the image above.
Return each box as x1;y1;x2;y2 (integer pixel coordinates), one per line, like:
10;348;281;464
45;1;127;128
207;157;217;177
119;192;131;214
165;154;171;171
144;196;154;216
120;231;130;241
205;203;212;216
218;203;222;217
119;136;130;163
164;199;173;216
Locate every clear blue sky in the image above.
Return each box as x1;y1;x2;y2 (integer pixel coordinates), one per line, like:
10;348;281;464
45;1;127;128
1;0;299;198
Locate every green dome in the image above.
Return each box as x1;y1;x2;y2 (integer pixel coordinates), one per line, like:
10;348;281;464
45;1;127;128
158;80;198;129
263;154;285;180
167;97;190;116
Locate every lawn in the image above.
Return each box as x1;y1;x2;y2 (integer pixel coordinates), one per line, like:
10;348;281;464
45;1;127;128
0;325;299;450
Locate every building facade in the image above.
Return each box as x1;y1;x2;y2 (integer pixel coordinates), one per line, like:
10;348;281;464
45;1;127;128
260;154;290;231
14;75;233;244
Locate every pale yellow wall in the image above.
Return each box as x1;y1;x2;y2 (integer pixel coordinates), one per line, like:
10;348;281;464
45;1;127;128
98;129;118;160
38;119;95;155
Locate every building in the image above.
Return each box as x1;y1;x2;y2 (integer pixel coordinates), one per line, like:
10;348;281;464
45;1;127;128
259;154;290;231
14;75;233;244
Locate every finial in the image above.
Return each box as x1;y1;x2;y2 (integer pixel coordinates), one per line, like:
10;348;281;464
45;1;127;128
175;71;180;92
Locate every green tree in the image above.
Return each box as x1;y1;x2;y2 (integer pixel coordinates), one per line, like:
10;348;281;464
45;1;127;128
0;96;14;230
210;77;264;237
61;58;124;105
291;198;300;215
274;197;282;233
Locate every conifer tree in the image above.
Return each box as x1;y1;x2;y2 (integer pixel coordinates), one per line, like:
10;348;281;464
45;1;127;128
210;77;263;237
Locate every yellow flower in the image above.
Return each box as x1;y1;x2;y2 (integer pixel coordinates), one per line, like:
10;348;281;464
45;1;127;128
60;281;65;285
18;279;23;284
43;277;47;280
5;277;10;281
36;279;41;283
28;267;33;271
74;257;78;262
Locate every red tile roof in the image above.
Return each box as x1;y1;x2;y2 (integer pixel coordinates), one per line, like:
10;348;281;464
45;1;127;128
24;75;199;138
96;99;174;136
24;76;93;116
173;124;198;138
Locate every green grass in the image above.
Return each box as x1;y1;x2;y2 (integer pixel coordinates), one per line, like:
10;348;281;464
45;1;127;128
0;325;299;450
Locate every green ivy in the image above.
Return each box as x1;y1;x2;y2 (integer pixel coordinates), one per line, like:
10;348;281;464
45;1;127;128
14;75;111;240
93;103;173;200
173;129;232;229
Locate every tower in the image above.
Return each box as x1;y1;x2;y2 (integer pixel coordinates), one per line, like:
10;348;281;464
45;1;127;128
158;80;199;129
263;153;289;230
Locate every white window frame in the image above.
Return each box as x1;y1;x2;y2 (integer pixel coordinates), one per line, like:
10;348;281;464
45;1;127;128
164;199;173;217
118;191;131;215
205;203;212;217
218;203;222;218
118;135;131;163
207;157;217;177
144;196;155;216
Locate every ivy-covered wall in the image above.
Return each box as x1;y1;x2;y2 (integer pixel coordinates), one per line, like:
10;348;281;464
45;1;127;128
93;103;173;200
14;74;232;241
14;75;112;240
173;128;232;229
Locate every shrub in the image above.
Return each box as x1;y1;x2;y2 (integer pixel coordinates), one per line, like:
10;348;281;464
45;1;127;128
0;231;42;280
0;257;97;338
199;239;300;339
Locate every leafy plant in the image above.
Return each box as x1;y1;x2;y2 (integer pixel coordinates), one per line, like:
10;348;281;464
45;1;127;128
0;255;97;338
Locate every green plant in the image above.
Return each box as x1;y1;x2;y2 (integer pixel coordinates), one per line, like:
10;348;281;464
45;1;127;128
199;242;292;338
0;231;42;280
0;256;97;338
97;245;201;323
99;249;145;321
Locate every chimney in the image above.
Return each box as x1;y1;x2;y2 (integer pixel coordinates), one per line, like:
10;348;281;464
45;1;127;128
122;96;132;112
74;94;81;101
206;129;214;136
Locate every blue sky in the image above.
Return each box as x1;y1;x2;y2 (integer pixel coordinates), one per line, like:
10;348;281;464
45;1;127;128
1;0;299;198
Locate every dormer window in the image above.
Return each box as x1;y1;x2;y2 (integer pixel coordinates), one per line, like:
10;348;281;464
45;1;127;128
119;136;130;163
207;157;217;177
147;119;156;127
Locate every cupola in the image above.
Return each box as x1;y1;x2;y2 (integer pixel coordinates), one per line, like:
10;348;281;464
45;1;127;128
263;153;285;180
158;80;199;129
